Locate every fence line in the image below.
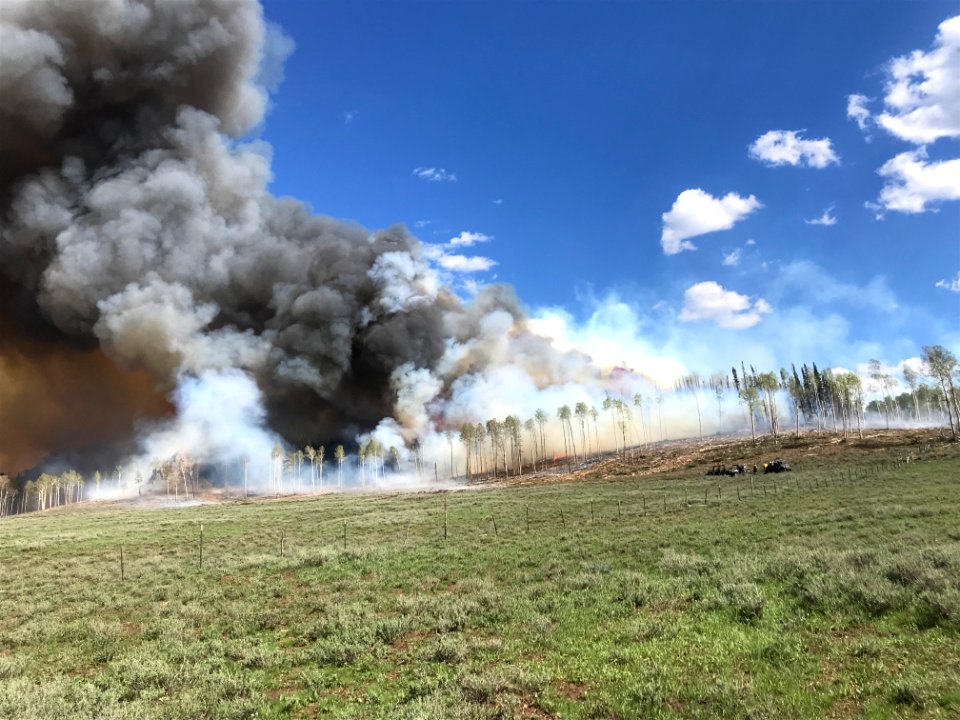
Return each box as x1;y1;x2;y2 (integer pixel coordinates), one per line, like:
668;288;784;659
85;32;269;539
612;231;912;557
102;459;928;580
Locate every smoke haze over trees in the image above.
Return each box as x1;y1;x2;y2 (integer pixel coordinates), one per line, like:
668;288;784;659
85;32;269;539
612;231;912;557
1;1;956;486
0;0;600;475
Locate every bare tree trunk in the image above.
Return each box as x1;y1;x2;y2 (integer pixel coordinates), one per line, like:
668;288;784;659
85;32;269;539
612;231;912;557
693;393;702;440
949;379;960;438
937;378;958;439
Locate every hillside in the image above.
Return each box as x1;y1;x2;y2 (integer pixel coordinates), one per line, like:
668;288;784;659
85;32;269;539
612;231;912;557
0;429;957;719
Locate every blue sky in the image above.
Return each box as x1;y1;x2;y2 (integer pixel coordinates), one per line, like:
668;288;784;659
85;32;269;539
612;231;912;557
258;1;958;382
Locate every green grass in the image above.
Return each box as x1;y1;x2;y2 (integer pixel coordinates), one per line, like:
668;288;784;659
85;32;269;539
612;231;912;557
1;443;958;719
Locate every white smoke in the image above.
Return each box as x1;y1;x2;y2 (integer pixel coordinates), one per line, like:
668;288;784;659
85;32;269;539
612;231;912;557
136;369;281;490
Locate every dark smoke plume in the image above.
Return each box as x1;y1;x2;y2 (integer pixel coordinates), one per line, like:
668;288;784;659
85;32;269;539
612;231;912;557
0;0;601;476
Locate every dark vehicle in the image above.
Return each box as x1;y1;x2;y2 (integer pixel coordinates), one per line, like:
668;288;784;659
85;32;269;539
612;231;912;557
763;459;792;473
706;464;746;477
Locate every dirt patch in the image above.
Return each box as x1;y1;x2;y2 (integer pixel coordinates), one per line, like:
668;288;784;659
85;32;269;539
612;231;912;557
827;697;863;719
522;700;559;719
120;622;142;636
556;681;588;701
391;628;434;653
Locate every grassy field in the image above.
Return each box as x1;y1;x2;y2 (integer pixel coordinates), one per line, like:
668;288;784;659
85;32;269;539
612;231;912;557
1;433;958;719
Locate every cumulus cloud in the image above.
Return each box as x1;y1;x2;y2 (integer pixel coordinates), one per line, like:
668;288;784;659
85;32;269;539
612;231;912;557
660;189;762;254
847;94;873;135
435;254;496;273
936;272;960;292
678;281;772;329
448;231;493;247
874;149;960;214
748;130;839;168
413;167;457;182
421;244;496;274
876;15;960;144
417;231;498;278
805;207;837;226
721;249;742;267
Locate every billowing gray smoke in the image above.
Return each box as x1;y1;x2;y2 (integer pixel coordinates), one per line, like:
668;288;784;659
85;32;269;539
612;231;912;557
0;0;601;475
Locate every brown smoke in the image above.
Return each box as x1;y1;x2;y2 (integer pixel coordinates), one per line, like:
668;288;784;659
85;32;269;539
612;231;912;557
0;308;172;475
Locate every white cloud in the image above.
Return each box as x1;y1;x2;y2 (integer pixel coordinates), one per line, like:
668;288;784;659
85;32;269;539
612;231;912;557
413;219;431;228
936;272;960;292
678;281;772;329
420;244;442;260
876;15;960;144
421;243;497;275
722;248;742;267
805;207;837;226
745;238;756;246
493;198;504;205
847;94;873;134
412;167;457;182
898;357;926;376
849;358;929;399
436;254;496;273
660;189;762;255
748;130;840;168
342;109;358;124
855;359;905;396
874;149;960;214
448;231;493;248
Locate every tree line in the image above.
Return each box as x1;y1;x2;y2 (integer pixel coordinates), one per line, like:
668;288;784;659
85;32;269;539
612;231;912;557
2;345;957;517
671;345;959;443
